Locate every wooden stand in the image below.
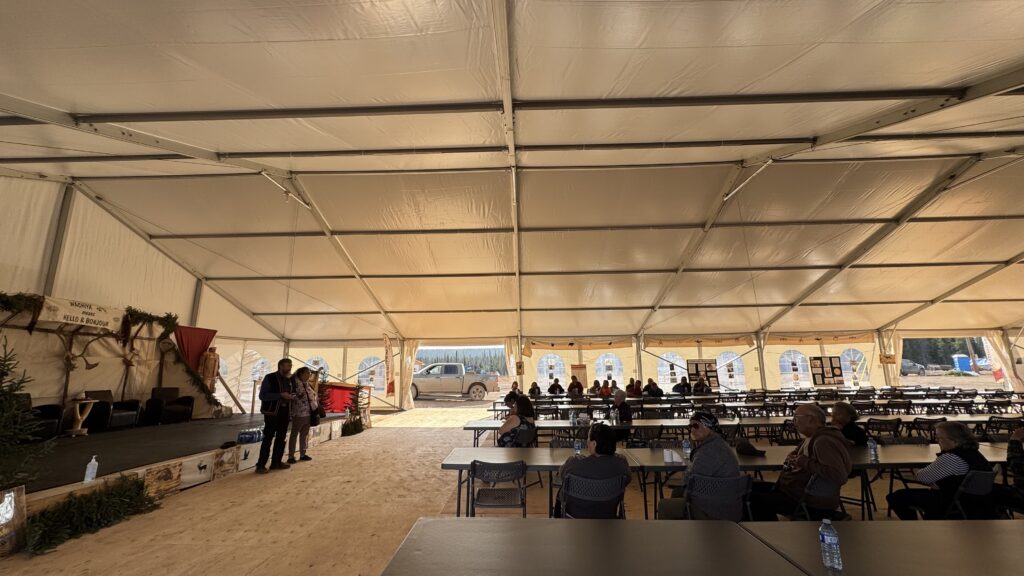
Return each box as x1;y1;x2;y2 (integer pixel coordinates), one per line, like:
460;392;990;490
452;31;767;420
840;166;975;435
66;398;97;436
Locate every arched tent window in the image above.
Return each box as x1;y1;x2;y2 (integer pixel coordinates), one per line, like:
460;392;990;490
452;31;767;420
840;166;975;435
717;352;747;391
779;350;811;386
657;352;687;386
250;358;270;383
304;355;331;381
537;353;566;385
840;348;869;386
358;356;384;392
595;353;624;384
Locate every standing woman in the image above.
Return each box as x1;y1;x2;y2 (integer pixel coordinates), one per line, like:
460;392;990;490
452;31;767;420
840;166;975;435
288;367;317;464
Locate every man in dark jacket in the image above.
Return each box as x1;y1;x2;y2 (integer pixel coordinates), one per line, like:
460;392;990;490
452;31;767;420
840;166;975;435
749;404;852;519
547;378;565;395
256;358;295;474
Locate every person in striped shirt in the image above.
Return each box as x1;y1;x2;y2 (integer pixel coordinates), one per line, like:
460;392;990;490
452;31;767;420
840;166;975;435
887;421;993;519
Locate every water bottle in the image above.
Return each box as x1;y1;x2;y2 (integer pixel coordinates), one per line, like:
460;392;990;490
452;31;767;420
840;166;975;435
84;455;99;483
573;438;582;456
867;438;879;464
681;439;692;461
569;410;577;427
819;519;843;571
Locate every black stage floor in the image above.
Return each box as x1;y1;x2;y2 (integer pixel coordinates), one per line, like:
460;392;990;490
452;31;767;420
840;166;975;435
28;414;342;493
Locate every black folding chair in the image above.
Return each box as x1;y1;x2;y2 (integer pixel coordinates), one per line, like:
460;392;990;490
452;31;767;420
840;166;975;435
561;473;629;519
469;460;528;517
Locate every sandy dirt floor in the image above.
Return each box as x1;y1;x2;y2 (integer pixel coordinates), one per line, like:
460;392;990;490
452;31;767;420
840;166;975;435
1;405;911;576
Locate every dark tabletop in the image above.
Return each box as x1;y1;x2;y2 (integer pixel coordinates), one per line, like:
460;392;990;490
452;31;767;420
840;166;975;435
441;447;578;471
742;520;1024;576
382;518;808;576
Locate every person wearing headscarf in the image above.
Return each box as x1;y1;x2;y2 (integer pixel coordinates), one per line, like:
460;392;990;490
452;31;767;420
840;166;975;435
659;411;741;519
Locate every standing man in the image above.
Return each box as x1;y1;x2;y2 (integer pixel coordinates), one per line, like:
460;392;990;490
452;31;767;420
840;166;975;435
256;358;295;474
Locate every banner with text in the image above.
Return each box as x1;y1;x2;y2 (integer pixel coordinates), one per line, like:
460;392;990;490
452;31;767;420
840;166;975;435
39;297;124;331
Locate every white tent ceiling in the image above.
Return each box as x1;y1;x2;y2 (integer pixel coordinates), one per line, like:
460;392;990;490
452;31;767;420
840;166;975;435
3;0;1024;341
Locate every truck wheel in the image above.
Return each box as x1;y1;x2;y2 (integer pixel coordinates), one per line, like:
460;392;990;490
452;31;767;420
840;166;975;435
411;384;419;400
467;384;487;401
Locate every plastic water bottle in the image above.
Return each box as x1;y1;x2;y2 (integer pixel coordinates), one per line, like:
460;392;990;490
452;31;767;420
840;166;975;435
681;439;692;461
569;410;577;427
867;438;879;464
819;519;843;571
84;455;99;483
573;438;582;456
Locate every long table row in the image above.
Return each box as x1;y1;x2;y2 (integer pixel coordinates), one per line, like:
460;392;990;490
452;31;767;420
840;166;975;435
441;443;1011;519
464;414;1023;446
382;517;1024;576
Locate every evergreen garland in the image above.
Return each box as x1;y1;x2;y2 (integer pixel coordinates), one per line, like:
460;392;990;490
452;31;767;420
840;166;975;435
0;293;44;333
25;475;158;555
0;338;53;491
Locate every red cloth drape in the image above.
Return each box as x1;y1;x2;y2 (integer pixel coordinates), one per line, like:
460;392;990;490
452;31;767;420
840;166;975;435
174;326;218;370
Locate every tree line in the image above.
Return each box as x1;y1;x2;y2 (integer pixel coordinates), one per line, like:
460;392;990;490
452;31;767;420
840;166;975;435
902;337;987;367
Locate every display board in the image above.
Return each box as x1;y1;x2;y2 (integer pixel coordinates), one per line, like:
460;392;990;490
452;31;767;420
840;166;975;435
687;359;718;387
810;356;845;386
570;364;588;386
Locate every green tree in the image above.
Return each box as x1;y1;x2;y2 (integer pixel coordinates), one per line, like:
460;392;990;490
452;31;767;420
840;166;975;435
0;338;53;491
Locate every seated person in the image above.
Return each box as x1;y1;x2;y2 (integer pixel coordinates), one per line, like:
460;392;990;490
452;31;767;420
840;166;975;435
831;401;868;446
502;382;520;406
566;377;584;398
887;421;994;520
553;423;631;518
660;412;742;520
496;395;537;447
692;377;712;395
672;377;691;396
547;378;565;395
527;382;542;398
625;380;643;398
612;389;633;442
749;405;852;520
610;380;620;390
643;378;664;398
588;380;602;395
995;426;1024;512
599;382;613;398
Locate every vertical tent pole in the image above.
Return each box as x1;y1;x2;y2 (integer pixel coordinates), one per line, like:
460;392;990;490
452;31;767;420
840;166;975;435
635;334;644;382
755;332;768;391
189;278;204;326
876;330;893;388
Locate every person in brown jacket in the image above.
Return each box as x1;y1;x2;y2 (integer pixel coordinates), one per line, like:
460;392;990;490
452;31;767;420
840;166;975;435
749;404;852;520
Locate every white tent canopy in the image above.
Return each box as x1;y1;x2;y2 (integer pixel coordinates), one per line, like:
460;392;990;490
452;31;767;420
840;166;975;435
2;0;1024;353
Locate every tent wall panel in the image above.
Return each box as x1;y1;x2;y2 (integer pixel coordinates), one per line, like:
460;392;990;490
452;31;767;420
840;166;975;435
646;307;784;335
862;220;1024;265
343;233;513;275
522;273;671;309
0;177;61;294
771;304;919;332
154;236;352;278
806;265;993;304
920;157;1024;218
789;136;1024;162
368;276;517;311
691;224;882;269
53;192;194;320
955;265;1024;301
391;312;517;339
664;269;827;307
873;96;1024;135
521;310;646;337
898;302;1024;330
521;229;695;273
197;287;278;340
209;279;377;314
262;313;392;341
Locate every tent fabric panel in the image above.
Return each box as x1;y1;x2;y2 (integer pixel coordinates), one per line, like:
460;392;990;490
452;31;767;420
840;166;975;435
720;159;958;222
391;311;517;339
664;269;827;307
787;136;1024;162
154;237;352;278
920;157;1024;218
521;310;647;337
520;229;695;273
767;332;876;345
367;276;517;312
196;287;278;340
263;313;392;341
208;279;377;314
3;160;242;178
515;100;905;144
119;113;504;153
898;302;1024;330
54;192;195;320
518;165;730;227
0;176;61;293
521;273;671;309
0;0;497;112
806;265;994;304
342;232;513;275
645;307;784;334
872;95;1024;135
955;265;1024;301
0;124;168;157
257;152;508;172
770;303;919;332
862;220;1024;265
645;335;755;348
524;336;634;351
691;224;882;269
517;146;782;167
301;171;513;231
85;175;322;235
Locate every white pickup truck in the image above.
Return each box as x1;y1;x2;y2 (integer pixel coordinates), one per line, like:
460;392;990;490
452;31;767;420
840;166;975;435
411;363;499;401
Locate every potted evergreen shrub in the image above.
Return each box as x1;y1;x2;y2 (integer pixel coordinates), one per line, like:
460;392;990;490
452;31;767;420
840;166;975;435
0;338;53;556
